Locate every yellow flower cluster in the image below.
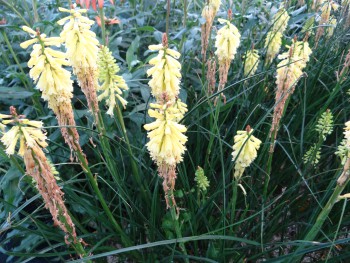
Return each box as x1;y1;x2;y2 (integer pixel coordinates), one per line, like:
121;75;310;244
276;39;312;88
147;44;182;103
0;113;47;156
97;45;129;115
210;0;221;12
315;1;339;45
1;108;80;245
20;26;83;153
58;6;100;119
57;7;99;74
144;102;188;166
264;31;282;64
232;128;262;180
271;7;290;33
20;26;73;112
326;17;337;38
202;0;221;21
270;39;312;144
264;7;290;64
215;18;241;62
243;49;260;77
201;0;221;61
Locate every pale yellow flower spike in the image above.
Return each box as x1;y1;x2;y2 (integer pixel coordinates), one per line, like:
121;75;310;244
210;0;221;12
215;18;241;62
232;126;262;180
97;45;129;116
270;38;312;151
201;0;220;62
264;31;283;65
271;7;290;33
58;6;100;120
214;14;241;104
244;49;259;77
147;38;182;103
20;26;83;153
0;107;47;156
264;6;290;64
145;34;188;209
2;106;80;245
144;103;187;166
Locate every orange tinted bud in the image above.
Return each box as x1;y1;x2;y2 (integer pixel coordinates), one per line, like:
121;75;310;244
95;16;101;27
92;0;97;10
107;18;120;24
98;0;104;9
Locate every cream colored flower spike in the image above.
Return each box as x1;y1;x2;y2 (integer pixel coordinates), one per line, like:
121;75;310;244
264;6;290;65
58;6;100;120
144;102;188;166
97;45;129;115
58;7;99;73
20;26;82;153
232;126;262;180
147;44;182;103
244;49;260;77
215;18;241;62
0;107;47;156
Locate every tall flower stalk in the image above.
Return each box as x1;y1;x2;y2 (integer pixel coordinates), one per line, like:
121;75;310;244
289;120;350;262
21;24;134;251
144;33;189;258
270;38;312;149
145;34;188;209
97;44;148;202
0;107;89;260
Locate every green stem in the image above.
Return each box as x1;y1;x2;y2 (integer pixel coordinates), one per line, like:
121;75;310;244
68;131;139;259
230;179;238;233
98;6;107;45
0;0;31;27
289;171;350;262
169;200;189;262
166;0;170;38
57;207;91;261
183;0;187;27
31;0;39;23
114;106;150;201
204;97;221;171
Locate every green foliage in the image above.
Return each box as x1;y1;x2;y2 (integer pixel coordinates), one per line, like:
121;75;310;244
1;0;350;262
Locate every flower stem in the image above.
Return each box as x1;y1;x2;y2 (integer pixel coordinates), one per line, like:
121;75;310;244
166;0;170;38
230;178;238;233
68;129;138;258
114;105;150;202
169;196;189;262
98;6;107;45
289;165;350;262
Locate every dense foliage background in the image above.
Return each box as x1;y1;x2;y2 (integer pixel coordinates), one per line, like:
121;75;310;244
1;0;350;262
